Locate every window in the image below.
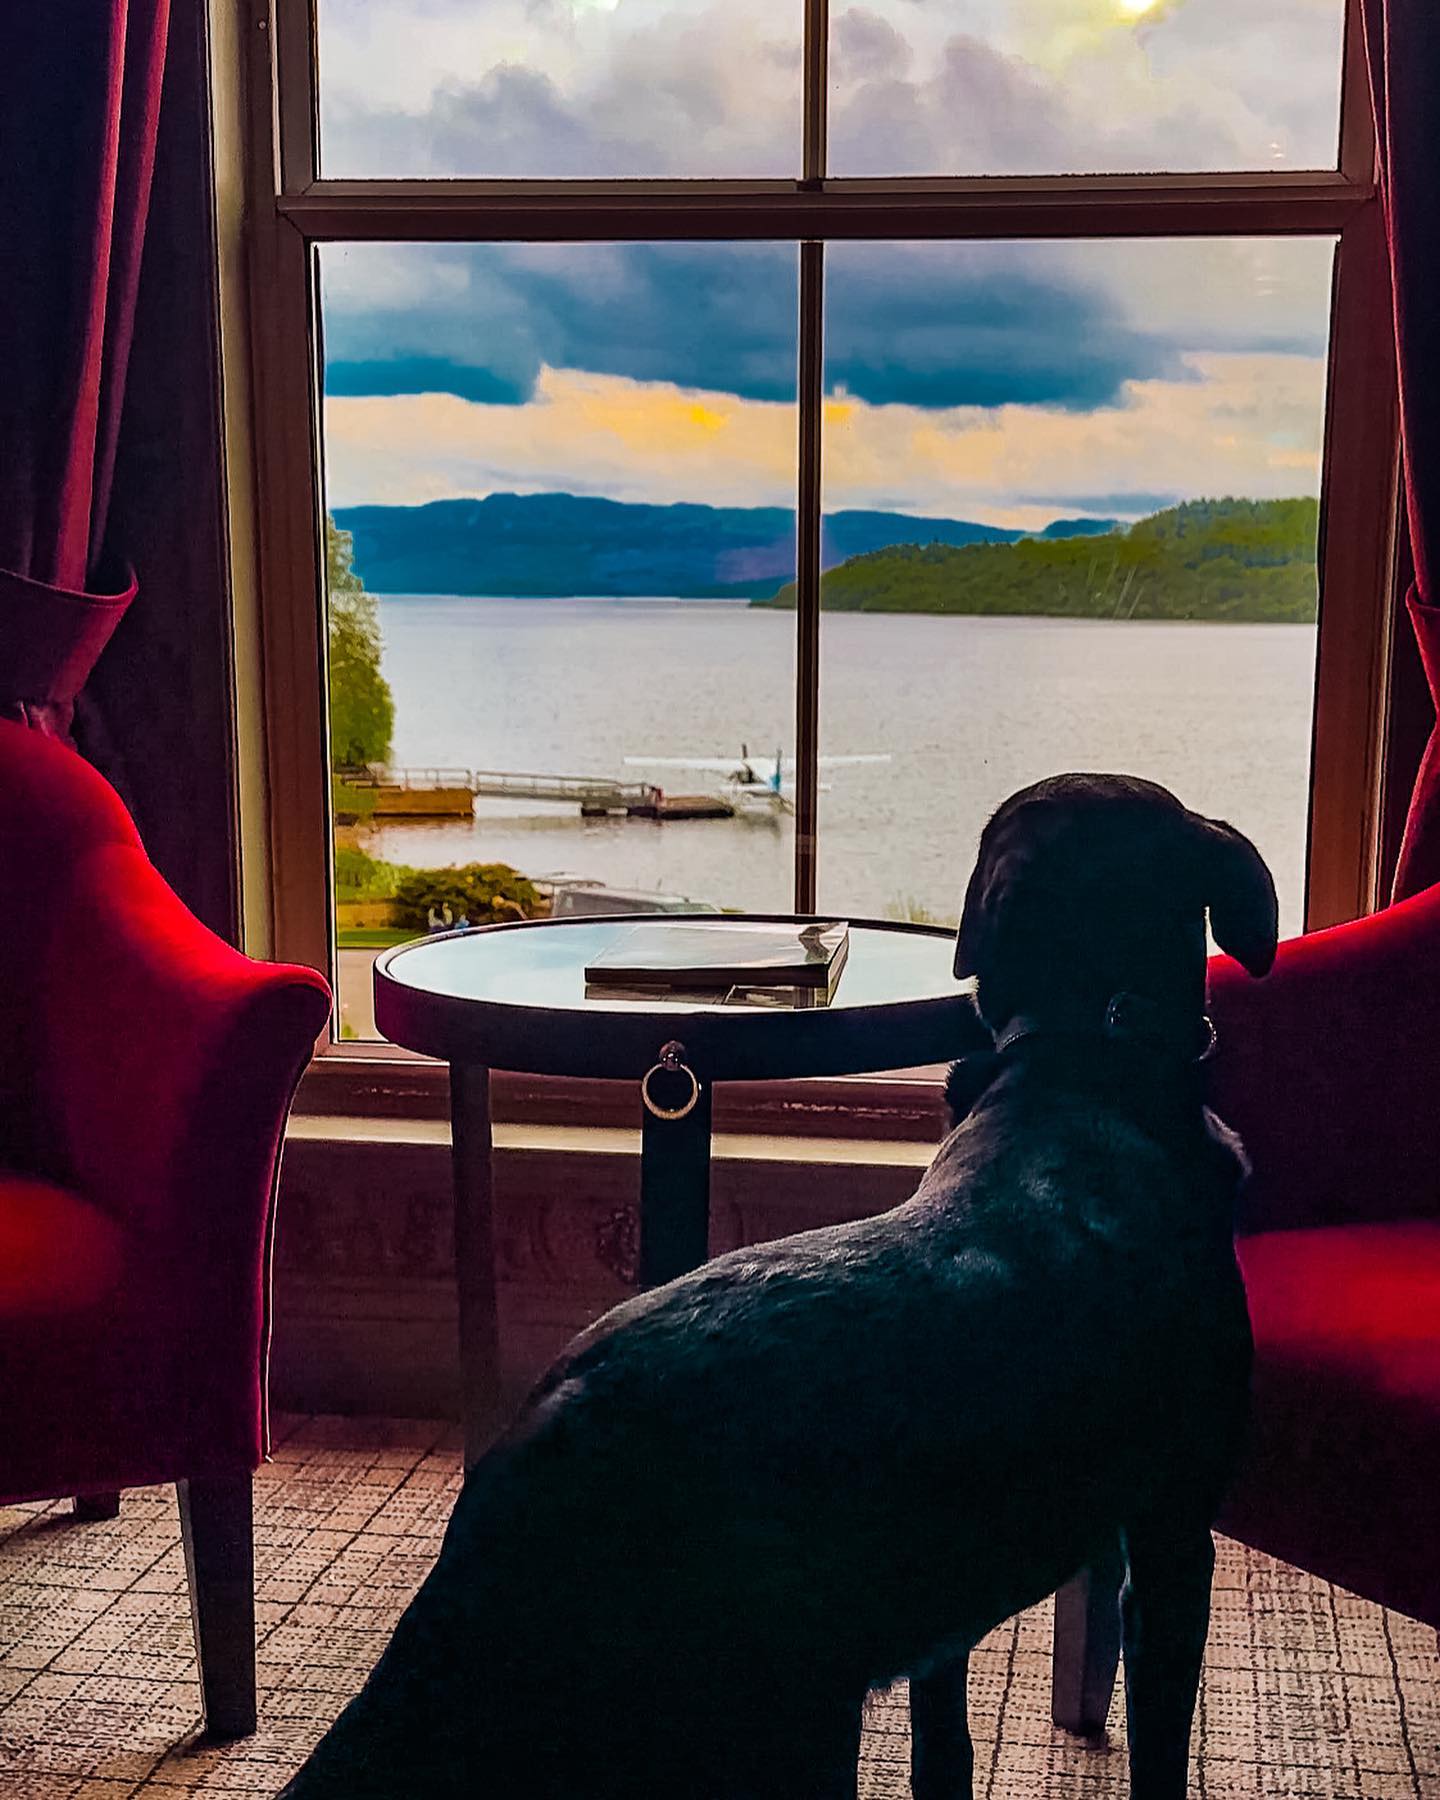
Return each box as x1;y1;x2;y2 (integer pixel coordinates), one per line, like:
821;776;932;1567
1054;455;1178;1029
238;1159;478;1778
237;0;1396;1077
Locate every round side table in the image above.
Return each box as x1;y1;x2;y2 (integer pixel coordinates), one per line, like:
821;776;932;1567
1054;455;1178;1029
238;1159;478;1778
375;913;973;1462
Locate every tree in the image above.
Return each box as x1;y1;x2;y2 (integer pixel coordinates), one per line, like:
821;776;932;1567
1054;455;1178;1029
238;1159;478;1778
327;515;395;768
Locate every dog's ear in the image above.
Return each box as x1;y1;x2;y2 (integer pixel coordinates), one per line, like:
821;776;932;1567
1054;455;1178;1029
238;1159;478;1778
954;859;988;979
955;814;1040;981
1198;818;1279;977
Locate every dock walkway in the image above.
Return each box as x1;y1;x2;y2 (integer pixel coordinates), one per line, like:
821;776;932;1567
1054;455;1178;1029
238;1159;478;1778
339;766;733;820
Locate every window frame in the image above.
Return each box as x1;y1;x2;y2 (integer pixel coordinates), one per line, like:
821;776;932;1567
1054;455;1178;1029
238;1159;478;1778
228;0;1400;1125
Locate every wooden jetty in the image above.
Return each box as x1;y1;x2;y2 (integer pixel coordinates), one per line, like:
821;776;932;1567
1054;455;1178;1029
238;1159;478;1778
339;766;735;821
606;792;734;821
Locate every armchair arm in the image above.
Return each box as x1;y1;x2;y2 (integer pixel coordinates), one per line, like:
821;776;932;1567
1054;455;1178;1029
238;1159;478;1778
30;836;331;1467
33;839;330;1233
1206;881;1440;1235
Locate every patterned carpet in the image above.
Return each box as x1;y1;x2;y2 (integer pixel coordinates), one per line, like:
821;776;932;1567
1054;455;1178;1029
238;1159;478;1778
0;1415;1434;1797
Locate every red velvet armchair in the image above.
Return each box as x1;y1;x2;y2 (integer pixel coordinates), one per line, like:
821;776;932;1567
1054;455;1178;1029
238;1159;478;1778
0;721;331;1735
1212;881;1440;1630
1053;880;1440;1732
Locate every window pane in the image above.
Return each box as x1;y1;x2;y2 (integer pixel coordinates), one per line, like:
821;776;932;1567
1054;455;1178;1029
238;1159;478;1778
320;243;798;1041
829;2;1344;176
316;1;802;178
812;237;1334;940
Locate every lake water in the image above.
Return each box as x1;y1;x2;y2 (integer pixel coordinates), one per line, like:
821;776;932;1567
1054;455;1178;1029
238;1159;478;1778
361;598;1318;939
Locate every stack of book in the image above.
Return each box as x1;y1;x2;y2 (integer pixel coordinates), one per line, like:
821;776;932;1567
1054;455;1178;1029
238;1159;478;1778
584;919;850;1007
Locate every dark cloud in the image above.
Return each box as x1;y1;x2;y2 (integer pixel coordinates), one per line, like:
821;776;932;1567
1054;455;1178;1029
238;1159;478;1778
427;66;656;179
827;4;1337;177
320;13;798;181
325;357;530;405
323;240;1181;413
496;244;802;400
831;9;912;82
825;246;1183;409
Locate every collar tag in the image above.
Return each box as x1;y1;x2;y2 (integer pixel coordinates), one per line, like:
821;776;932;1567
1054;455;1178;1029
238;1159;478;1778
1105;991;1217;1062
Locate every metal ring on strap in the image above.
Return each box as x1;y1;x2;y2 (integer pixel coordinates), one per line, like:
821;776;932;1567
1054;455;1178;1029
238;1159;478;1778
641;1040;702;1120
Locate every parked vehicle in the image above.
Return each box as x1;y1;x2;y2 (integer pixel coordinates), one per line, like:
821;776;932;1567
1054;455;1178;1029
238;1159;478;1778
547;882;720;918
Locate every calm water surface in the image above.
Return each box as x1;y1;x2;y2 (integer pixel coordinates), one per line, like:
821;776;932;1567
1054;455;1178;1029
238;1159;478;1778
362;598;1317;938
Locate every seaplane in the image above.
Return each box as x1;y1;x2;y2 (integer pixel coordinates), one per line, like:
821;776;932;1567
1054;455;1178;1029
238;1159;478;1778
624;744;891;819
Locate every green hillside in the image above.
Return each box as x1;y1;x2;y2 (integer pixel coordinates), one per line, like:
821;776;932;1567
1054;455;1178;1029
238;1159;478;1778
758;497;1319;622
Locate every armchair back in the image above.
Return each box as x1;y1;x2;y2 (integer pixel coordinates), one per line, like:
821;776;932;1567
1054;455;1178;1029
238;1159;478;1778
1207;882;1440;1235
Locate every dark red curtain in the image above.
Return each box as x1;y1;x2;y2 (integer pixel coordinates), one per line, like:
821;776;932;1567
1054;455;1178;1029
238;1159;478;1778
0;0;171;738
1364;0;1440;898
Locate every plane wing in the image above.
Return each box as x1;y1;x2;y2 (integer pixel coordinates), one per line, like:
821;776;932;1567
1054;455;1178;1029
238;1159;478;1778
623;753;892;773
623;756;762;774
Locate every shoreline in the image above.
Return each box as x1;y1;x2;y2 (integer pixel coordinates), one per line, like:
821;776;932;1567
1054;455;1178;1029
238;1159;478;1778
366;593;1317;624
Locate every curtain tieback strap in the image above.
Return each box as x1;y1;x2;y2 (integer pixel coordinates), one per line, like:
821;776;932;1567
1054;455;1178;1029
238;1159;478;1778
0;563;137;703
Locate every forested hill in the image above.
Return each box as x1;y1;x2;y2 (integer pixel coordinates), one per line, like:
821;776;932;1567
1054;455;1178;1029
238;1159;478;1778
758;498;1320;622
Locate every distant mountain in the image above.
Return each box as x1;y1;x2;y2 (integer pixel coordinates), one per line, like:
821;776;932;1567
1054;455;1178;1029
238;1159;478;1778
334;493;1119;599
822;510;1024;562
1037;517;1122;540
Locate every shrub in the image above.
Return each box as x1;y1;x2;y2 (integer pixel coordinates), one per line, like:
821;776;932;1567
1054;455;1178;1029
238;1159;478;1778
885;893;959;929
334;844;415;900
391;862;544;929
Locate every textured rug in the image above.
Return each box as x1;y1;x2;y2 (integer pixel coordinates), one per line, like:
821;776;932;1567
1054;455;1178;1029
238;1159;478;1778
0;1415;1434;1798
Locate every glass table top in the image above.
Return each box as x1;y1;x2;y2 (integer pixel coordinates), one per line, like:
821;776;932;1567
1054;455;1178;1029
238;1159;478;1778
378;916;969;1017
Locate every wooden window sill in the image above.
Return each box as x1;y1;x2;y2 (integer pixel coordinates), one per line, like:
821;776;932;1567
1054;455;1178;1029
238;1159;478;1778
287;1111;937;1168
293;1052;952;1142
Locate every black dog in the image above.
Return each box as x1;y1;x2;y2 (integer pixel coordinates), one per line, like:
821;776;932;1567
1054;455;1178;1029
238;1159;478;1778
279;773;1276;1800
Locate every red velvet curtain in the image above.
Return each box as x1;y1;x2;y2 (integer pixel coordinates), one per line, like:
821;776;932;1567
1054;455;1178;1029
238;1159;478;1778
0;0;171;738
1364;0;1440;899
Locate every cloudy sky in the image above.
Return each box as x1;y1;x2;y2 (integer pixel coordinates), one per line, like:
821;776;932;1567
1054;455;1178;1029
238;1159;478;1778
316;0;1344;527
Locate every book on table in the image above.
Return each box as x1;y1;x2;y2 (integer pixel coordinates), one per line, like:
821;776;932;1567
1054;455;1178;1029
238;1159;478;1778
583;919;850;1001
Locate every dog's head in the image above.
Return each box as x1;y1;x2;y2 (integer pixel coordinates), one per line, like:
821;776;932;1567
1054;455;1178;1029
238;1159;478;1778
954;773;1277;1039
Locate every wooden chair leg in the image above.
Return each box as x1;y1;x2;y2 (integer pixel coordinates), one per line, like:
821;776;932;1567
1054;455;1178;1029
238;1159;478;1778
178;1474;257;1739
1051;1538;1126;1736
73;1491;121;1521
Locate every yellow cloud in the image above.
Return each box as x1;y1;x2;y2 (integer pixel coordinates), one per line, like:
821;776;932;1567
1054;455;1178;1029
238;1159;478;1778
686;402;729;434
324;352;1325;529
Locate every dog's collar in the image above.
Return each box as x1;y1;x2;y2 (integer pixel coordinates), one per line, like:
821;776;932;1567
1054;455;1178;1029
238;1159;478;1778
995;991;1217;1065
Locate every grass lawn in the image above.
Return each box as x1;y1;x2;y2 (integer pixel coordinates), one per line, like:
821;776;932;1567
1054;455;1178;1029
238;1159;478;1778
336;926;417;949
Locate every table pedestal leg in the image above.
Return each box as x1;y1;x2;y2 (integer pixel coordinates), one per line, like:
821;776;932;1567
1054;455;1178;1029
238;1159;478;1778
638;1082;714;1289
1051;1538;1126;1735
450;1062;501;1467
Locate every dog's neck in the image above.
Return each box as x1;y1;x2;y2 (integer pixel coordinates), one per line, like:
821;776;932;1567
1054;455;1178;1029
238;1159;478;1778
949;988;1222;1154
992;989;1216;1067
